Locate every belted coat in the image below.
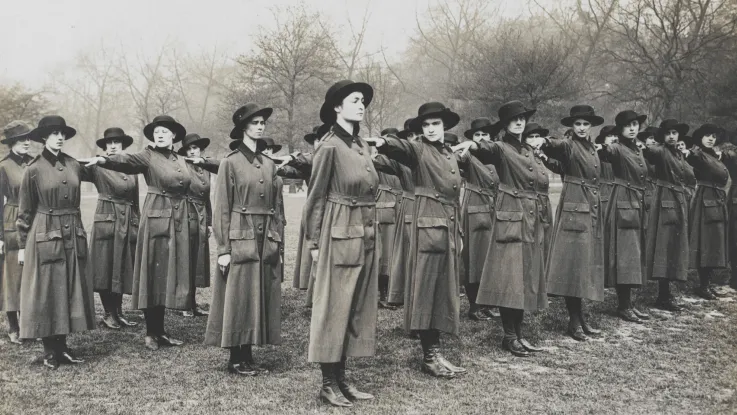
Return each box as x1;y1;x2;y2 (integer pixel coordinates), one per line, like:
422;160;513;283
184;161;215;288
387;161;415;304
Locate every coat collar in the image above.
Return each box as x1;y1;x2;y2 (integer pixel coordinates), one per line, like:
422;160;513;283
151;145;177;158
7;150;30;165
332;123;362;147
42;148;66;166
236;140;265;164
420;135;447;150
502;132;527;153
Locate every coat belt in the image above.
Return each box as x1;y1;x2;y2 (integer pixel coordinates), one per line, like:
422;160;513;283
377;184;402;196
599;179;614;185
4;202;18;207
402;191;415;201
186;195;207;206
697;180;726;191
612;178;645;192
464;182;494;197
497;184;539;200
653;179;686;194
327;193;376;207
36;206;80;216
147;186;185;199
232;205;275;215
563;175;599;189
98;193;134;206
414;187;458;207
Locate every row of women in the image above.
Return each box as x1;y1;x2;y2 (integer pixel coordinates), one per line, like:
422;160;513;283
0;78;734;408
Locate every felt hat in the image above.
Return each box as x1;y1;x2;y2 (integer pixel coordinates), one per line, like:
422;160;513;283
229;103;273;140
444;132;459;145
2;120;33;145
496;101;536;126
522;122;549;138
261;137;282;153
319;80;373;124
595;125;617;144
397;118;416;139
560;104;604;127
614;110;647;130
637;126;659;142
30;115;77;143
464;117;498;139
408;102;460;132
692;123;725;146
177;133;210;155
381;127;400;137
96;127;134;150
143;115;186;143
655;119;689;143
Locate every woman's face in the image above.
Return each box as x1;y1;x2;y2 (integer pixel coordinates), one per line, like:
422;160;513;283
507;116;526;135
44;130;66;152
407;132;418;142
11;138;31;155
573;119;591;138
664;130;679;146
604;135;618;145
245;116;266;139
105;139;123;156
336;92;365;123
473;130;491;143
186;144;201;158
676;141;686;151
645;137;657;148
153;126;174;148
701;133;717;148
262;147;273;156
621;120;639;140
422;117;444;142
524;132;543;148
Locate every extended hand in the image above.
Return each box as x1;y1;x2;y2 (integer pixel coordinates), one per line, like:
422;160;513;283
0;241;4;255
451;141;477;157
363;137;386;147
78;156;106;167
207;226;213;238
218;254;231;276
18;249;24;265
184;157;205;164
310;249;319;262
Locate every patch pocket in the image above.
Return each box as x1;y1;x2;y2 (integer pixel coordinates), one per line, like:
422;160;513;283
467;205;492;230
35;229;65;264
376;201;397;224
703;199;725;223
129;216;140;244
404;214;413;224
229;228;259;264
147;209;172;238
417;217;449;253
660;200;680;225
93;213;116;240
495;210;523;243
616;200;641;229
560;202;590;233
331;225;365;266
4;229;18;251
262;227;282;265
75;227;88;259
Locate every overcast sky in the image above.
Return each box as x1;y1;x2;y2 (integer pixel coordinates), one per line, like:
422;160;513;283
1;0;531;86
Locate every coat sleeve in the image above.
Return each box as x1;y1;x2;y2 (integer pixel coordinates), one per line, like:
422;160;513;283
541;138;571;163
205;175;213;227
102;150;151;174
642;145;664;165
378;136;420;168
472;141;502;166
212;158;233;256
133;175;141;216
16;167;38;249
597;143;621;163
303;145;335;250
195;157;220;174
0;167;7;241
277;165;307;180
372;154;400;175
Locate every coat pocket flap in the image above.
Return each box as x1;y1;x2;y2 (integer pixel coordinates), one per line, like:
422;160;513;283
376;201;396;209
35;229;63;242
267;228;282;242
416;217;449;228
467;205;491;214
229;228;255;240
404;214;413;223
148;209;172;218
93;213;116;222
661;200;677;208
703;199;719;207
495;210;523;221
75;227;87;238
562;202;590;213
616;200;640;209
331;225;365;239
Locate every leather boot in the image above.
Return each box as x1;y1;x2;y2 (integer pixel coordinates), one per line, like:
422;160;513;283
436;352;467;374
631;307;650;320
580;316;602;336
482;307;500;318
243;345;269;374
43;353;60;370
694;286;716;300
468;303;492;321
158;333;184;347
8;331;22;345
502;338;530;357
567;322;588;342
101;312;121;329
419;331;455;379
654;297;684;312
319;363;353;407
144;336;160;351
708;286;727;298
115;313;139;327
378;277;397;310
335;358;374;400
617;309;643;323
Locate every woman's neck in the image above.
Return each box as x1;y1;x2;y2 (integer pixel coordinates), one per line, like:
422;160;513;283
506;130;521;141
242;134;258;152
336;117;355;136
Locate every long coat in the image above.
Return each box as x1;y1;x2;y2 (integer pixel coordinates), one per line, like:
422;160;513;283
598;141;648;287
275;176;285;282
599;162;615;216
459;155;498;286
642;144;690;282
471;134;548;311
375;168;402;277
387;162;415;304
204;142;281;348
304;125;379;363
380;136;462;334
87;167;140;294
537;156;557;264
17;150;95;338
0;152;31;312
184;162;213;288
687;146;729;269
542;137;604;301
723;149;737;271
280;153;314;291
101;147;195;310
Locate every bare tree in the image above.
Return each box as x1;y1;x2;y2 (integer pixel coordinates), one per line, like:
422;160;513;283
323;3;372;79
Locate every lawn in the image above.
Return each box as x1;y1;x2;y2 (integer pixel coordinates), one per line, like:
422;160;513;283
0;190;736;414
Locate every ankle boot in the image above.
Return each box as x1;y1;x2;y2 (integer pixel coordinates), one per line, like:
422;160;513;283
319;363;353;407
419;331;455;379
335;358;374;401
468;303;491;321
242;345;268;374
101;312;121;329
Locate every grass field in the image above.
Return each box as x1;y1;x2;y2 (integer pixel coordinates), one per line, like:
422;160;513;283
1;190;736;414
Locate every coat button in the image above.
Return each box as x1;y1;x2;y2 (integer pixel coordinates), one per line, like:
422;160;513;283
593;190;598;195
514;191;518;195
529;210;534;214
62;180;67;184
369;186;374;191
58;167;63;171
352;199;357;205
581;180;585;185
123;176;128;181
450;215;455;221
48;209;53;213
256;164;261;168
367;219;373;226
270;208;275;213
162;190;167;194
435;193;440;198
574;207;578;211
366;167;370;172
259;179;264;184
242;207;247;212
64;224;69;229
179;181;184;185
528;167;533;171
451;169;455;174
529;181;534;186
177;169;181;172
358;150;363;155
174;205;179;210
453;185;457;189
260;193;265;198
64;195;68;199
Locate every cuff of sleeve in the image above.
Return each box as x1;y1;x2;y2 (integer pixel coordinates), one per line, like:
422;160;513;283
217;247;231;256
306;239;319;250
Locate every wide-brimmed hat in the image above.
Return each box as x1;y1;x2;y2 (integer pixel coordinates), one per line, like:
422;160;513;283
397;118;416;139
595;125;617;144
229;103;273;140
560;105;604;127
614;110;647;128
143;115;186;143
261;137;282;153
655;119;689;143
381;127;400;137
409;102;460;132
522;122;549;138
680;135;694;148
96;127;134;150
319;80;374;124
444;132;459;145
2;121;33;145
496;101;536;127
303;125;320;145
637;126;659;142
464;117;499;139
177;133;210;155
692;123;725;145
30;115;77;143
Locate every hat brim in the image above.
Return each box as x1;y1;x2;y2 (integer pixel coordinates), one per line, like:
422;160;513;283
655;123;689;143
409;110;460;133
177;138;210;155
692;126;725;144
303;133;317;144
560;115;605;128
30;125;77;144
268;144;283;153
524;128;549;138
397;130;411;139
1;131;33;145
464;124;497;139
319;82;374;124
144;121;186;143
230;108;274;140
499;108;536;126
96;135;134;150
615;114;647;131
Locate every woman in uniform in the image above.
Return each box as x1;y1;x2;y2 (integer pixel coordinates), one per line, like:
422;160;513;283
453;101;549;358
0;121;33;344
597;110;651;323
305;80;379;407
686;124;729;300
596;126;618;215
81;115;192;351
540;105;604;341
204;103;282;377
368;102;467;378
18;115;95;369
88;128;140;329
261;137;286;284
522;123;557;265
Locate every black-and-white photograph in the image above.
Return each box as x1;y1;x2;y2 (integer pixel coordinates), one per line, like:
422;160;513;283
1;0;736;413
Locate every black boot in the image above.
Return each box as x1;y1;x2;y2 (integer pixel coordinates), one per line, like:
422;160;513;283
565;297;587;342
468;303;492;321
100;292;121;329
319;363;353;407
242;344;268;374
696;268;717;300
156;307;183;347
378;275;397;310
419;330;455;378
113;294;138;327
514;310;542;352
655;280;683;312
335;357;374;401
500;308;530;357
57;336;84;364
427;329;466;374
228;346;256;376
6;312;21;345
579;300;601;336
143;308;159;351
616;286;643;323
